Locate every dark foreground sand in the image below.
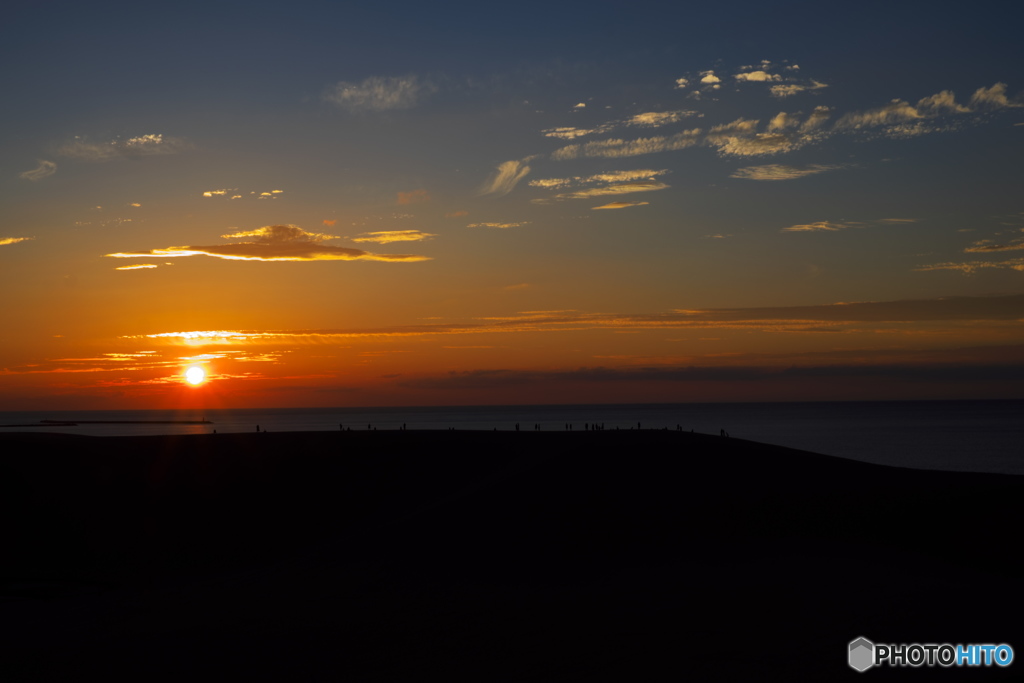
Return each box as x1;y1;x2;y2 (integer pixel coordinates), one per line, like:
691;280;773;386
3;430;1022;680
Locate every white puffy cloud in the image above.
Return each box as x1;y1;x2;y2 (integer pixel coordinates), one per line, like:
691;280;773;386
19;160;56;180
800;106;832;131
700;70;721;84
626;110;698;127
767;112;800;132
323;75;435;113
733;70;781;82
917;90;970;115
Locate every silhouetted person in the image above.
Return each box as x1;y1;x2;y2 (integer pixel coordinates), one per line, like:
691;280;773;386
256;425;260;432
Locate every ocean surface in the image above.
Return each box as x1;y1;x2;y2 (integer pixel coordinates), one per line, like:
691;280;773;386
2;400;1021;475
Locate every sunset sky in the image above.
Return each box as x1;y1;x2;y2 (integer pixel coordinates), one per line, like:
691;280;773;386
2;1;1023;410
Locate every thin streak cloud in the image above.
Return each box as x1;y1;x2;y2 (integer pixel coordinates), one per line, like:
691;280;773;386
105;224;430;263
781;221;856;232
550;181;669;200
593;201;650;210
731;164;841;181
351;230;436;243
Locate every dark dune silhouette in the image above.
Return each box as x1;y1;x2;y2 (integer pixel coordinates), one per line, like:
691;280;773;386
2;430;1022;680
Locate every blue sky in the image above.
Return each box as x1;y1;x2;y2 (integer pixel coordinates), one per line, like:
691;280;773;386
2;1;1023;409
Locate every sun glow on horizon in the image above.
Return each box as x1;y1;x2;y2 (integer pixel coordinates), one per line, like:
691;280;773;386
185;366;207;385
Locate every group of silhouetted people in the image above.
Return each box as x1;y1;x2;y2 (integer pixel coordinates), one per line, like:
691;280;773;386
326;420;725;434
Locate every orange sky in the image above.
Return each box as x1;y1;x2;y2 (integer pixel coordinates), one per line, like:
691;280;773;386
3;2;1024;410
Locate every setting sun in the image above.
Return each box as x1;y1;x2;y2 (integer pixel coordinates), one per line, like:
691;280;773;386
185;366;206;386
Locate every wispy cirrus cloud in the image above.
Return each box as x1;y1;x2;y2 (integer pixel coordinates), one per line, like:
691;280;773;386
542;124;616;140
397;189;431;204
351;230;436;243
529;168;669;190
626;110;698;127
731;164;842;181
707;132;800;157
58;134;189;161
105;224;430;263
969;83;1023;109
800;106;833;131
964;238;1024;253
555;181;668;199
834;83;1019;135
770;80;828;97
551;129;702;160
1;236;33;246
543;109;699;141
916;258;1024;274
323;74;435;112
480;158;533;196
115;264;158;270
19;160;56;180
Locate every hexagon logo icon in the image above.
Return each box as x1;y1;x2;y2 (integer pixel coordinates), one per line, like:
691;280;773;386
849;637;875;672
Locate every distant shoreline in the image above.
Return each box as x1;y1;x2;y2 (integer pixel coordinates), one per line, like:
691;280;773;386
0;419;214;427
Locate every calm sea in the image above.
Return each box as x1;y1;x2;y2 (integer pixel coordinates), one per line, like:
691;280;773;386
2;400;1021;474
